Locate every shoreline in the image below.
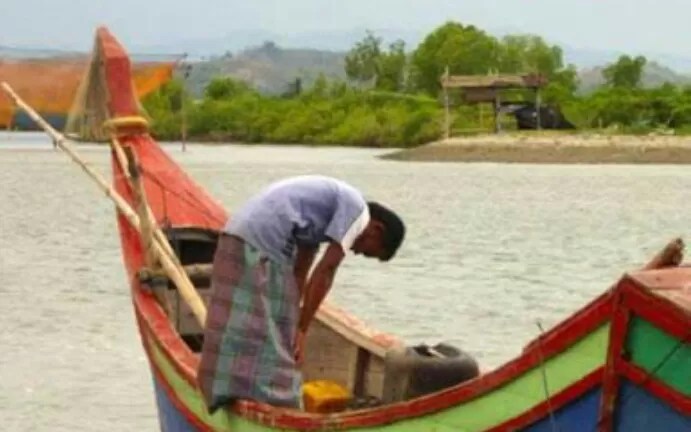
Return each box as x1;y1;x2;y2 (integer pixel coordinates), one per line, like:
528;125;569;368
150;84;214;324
381;134;691;164
7;130;691;164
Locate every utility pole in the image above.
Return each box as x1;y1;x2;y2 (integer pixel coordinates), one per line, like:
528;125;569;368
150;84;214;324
443;66;450;140
180;55;191;152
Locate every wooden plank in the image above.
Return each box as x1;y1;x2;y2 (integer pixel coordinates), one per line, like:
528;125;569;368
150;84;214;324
351;348;372;396
441;73;548;89
315;303;404;358
463;88;497;103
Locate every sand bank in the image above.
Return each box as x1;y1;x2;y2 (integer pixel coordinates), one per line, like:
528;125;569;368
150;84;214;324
382;133;691;164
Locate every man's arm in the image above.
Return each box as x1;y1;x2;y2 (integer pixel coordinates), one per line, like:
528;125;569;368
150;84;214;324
297;242;345;333
294;244;318;300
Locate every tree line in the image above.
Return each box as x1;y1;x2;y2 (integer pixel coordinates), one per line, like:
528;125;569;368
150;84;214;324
143;21;691;147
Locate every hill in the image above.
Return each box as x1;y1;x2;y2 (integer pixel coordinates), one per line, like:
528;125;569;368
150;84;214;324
578;61;691;93
181;42;347;96
181;43;691;97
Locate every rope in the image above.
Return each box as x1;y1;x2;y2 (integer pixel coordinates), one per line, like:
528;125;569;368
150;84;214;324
536;320;560;432
616;333;689;407
140;166;226;226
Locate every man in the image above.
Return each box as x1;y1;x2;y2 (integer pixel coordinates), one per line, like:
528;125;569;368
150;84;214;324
198;175;405;412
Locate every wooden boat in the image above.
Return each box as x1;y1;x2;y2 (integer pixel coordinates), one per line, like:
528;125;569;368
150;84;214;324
3;27;689;432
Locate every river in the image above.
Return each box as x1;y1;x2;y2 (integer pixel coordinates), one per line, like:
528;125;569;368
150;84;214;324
1;132;689;431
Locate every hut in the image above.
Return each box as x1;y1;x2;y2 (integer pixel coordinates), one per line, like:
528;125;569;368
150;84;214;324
440;71;548;137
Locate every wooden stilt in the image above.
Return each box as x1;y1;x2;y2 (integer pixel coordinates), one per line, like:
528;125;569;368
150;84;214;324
494;92;502;134
535;87;542;131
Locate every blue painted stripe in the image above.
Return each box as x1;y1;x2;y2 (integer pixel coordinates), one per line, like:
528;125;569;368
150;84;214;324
523;388;601;432
152;372;198;432
615;381;691;432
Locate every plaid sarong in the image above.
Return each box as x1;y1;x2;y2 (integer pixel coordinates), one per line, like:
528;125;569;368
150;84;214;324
198;234;302;412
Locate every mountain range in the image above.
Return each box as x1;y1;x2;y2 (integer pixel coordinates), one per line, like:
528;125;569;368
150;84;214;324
174;40;691;97
133;29;691;72
5;28;691;96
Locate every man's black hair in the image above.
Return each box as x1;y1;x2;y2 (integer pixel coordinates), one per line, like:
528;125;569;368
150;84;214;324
367;201;405;261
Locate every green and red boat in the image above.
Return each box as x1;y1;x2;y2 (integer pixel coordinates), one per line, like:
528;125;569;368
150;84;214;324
25;27;691;431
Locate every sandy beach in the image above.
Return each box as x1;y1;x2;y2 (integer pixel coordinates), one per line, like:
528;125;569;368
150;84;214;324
382;133;691;164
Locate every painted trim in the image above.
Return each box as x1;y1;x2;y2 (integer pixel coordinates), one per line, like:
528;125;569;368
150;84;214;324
153;373;205;431
598;289;631;432
144;326;322;431
623;278;691;341
151;356;214;431
615;379;691;432
139;285;611;430
523;290;613;353
144;308;610;431
617;359;691;416
135;288;200;387
136;313;213;431
487;367;604;431
625;316;691;397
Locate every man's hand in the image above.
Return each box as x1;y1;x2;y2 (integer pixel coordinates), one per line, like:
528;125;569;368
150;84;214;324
294;328;307;366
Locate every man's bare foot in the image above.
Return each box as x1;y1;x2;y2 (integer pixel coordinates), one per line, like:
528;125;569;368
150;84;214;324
642;238;684;270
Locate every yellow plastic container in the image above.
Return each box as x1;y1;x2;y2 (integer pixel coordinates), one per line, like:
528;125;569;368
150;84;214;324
302;380;351;413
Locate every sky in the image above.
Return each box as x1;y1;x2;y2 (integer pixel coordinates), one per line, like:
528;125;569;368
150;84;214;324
2;0;691;58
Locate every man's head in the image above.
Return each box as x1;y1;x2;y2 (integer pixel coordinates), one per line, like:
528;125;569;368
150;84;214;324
351;202;405;261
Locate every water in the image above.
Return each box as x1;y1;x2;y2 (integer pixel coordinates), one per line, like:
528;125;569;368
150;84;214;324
1;132;690;431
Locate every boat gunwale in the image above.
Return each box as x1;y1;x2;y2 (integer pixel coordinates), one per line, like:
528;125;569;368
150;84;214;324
129;249;614;429
624;269;691;340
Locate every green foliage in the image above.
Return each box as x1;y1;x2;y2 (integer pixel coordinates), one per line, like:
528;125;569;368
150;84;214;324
603;55;648;88
377;40;407;92
144;76;442;147
560;84;691;131
144;22;691;145
345;32;408;92
408;23;579;101
141;79;192;139
411;22;501;95
205;77;256;100
498;34;563;76
345;31;382;85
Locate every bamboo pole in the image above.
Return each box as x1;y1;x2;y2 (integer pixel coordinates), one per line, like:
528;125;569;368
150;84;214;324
0;81;208;327
109;137;180;267
123;145;173;316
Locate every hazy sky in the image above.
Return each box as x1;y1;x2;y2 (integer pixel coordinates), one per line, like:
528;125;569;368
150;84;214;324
2;0;690;56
